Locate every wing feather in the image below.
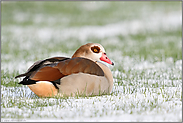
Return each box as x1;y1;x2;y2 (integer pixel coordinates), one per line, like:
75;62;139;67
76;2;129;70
15;57;69;78
16;57;104;86
30;66;64;81
56;57;104;76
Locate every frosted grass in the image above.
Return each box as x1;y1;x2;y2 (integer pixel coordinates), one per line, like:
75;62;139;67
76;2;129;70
1;2;182;122
1;85;182;121
1;11;181;74
1;58;182;121
3;11;181;43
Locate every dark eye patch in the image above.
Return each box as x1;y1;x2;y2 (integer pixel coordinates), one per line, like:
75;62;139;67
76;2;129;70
91;46;100;53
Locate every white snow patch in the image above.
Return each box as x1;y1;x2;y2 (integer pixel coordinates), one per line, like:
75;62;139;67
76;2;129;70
3;12;181;43
1;85;182;121
80;2;110;11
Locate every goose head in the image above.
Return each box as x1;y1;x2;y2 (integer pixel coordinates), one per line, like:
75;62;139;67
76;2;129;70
72;43;114;65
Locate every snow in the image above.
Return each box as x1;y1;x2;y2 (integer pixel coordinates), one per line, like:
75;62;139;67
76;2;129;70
1;81;182;121
1;3;182;122
3;11;181;43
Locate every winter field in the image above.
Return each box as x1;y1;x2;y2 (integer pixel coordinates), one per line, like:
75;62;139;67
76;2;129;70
1;1;182;122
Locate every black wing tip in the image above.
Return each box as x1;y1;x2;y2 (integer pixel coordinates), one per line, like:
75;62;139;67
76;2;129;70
18;78;37;85
18;81;26;85
15;73;29;79
15;74;24;79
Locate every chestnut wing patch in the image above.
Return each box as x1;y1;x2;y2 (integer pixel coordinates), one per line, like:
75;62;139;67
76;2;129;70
55;57;104;76
16;57;104;86
15;57;69;79
30;66;65;81
15;57;69;86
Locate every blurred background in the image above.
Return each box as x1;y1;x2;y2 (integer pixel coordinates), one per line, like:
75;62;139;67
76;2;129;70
2;2;181;61
1;1;182;121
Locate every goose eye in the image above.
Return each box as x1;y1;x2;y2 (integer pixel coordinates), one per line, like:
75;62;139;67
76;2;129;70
91;46;100;53
94;49;98;53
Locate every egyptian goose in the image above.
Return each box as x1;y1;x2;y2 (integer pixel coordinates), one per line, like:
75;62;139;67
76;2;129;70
15;43;114;97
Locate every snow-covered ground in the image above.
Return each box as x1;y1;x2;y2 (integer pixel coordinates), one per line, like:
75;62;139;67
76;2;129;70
1;82;182;122
1;2;182;122
1;57;182;121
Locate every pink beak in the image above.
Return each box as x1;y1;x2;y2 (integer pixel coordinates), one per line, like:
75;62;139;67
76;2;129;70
100;53;114;65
